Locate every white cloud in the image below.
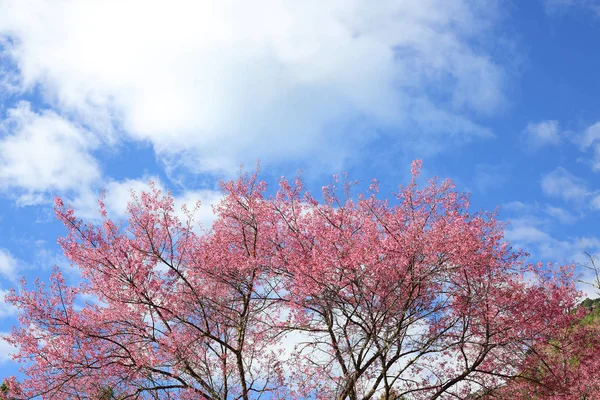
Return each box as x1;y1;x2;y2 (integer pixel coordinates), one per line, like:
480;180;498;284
579;122;600;149
522;120;561;148
96;178;164;219
541;167;590;203
587;144;600;173
0;248;18;283
173;189;223;230
0;0;506;174
0;251;19;323
0;289;17;319
576;122;600;172
592;194;600;210
502;200;531;213
73;177;222;229
505;224;551;244
543;204;578;224
0;332;16;362
503;201;600;297
505;216;599;265
0;102;101;204
503;202;578;225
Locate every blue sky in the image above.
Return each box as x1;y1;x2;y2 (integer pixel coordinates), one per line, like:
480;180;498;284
1;0;600;378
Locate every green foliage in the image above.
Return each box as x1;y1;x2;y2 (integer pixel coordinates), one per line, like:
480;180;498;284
580;297;600;309
579;297;600;326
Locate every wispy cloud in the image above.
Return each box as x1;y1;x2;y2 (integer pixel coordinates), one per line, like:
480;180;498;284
541;167;590;203
501;198;600;298
0;332;16;362
544;204;579;224
505;215;600;266
578;122;600;149
503;201;579;225
522;120;562;149
0;249;19;283
0;289;17;319
576;122;600;172
543;0;600;16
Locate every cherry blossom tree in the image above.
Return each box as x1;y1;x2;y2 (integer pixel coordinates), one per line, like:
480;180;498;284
2;162;586;399
269;164;582;400
0;377;22;400
493;254;600;400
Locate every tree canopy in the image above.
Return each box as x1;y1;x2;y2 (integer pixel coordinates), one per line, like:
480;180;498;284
2;162;594;399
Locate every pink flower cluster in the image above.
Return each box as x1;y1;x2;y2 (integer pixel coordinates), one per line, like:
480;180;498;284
2;162;594;399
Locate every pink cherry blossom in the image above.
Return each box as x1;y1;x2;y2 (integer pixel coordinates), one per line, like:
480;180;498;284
2;162;591;399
